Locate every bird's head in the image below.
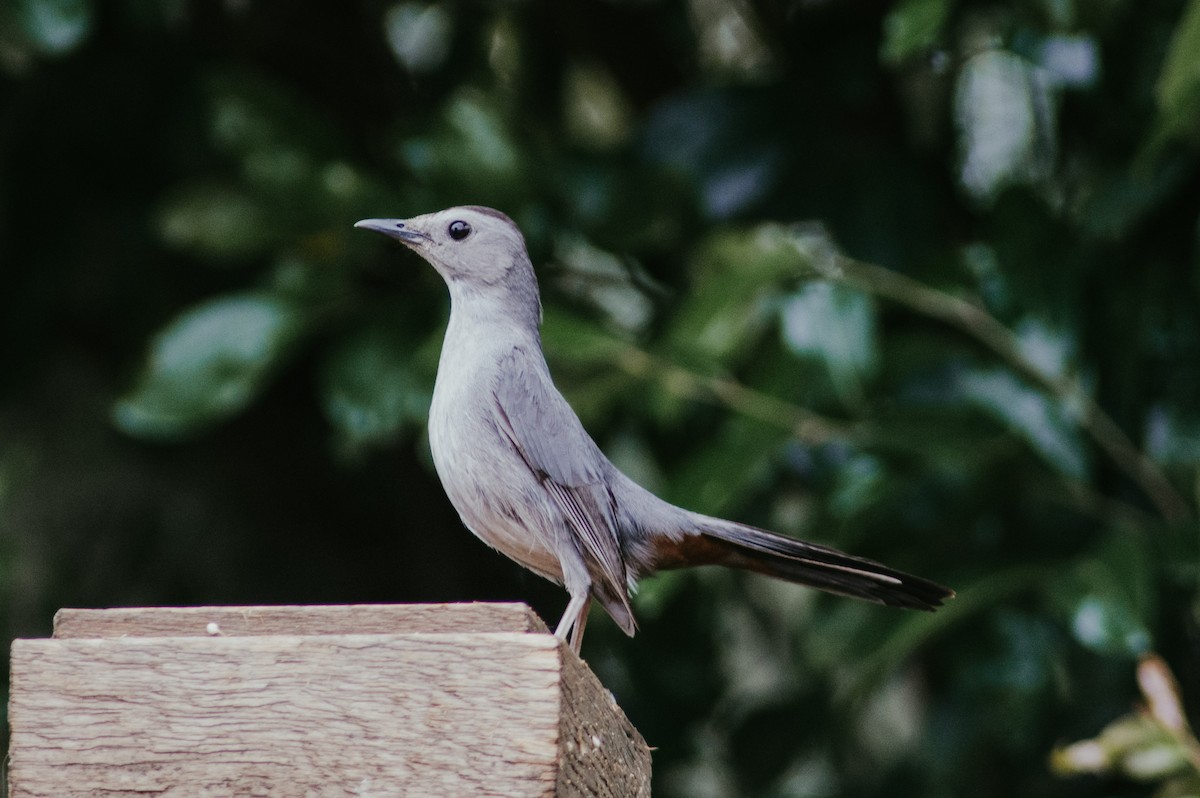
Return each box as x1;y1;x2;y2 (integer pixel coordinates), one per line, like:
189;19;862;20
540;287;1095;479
355;205;531;289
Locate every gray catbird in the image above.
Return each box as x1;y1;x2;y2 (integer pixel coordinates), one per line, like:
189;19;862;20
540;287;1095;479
356;206;953;651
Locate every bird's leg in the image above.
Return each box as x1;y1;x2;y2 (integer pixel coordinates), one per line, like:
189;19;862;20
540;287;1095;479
554;591;590;651
568;596;590;654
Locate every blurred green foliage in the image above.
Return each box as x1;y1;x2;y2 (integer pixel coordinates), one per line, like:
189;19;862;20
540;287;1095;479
2;1;1199;796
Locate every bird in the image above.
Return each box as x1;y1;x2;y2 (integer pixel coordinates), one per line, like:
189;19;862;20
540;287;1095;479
355;206;953;652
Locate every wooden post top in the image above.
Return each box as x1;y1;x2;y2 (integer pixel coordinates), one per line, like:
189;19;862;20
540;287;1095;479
52;601;550;638
10;602;651;798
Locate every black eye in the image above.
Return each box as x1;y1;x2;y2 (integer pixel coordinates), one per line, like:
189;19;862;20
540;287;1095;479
448;220;472;241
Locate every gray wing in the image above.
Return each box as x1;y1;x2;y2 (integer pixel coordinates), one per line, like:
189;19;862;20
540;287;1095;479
490;347;631;617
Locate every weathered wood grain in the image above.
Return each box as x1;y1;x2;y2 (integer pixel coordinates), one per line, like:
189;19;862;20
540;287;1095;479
558;645;652;797
11;633;562;797
10;604;651;798
53;602;548;639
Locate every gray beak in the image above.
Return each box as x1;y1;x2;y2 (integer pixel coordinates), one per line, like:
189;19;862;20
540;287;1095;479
353;218;430;244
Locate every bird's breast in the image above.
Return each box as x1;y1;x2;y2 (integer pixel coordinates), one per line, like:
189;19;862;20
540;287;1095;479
427;334;565;583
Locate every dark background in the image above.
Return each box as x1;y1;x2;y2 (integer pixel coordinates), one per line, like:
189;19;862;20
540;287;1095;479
2;0;1200;795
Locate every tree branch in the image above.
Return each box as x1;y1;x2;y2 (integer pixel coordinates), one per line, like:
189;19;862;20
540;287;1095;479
822;254;1191;524
612;347;862;446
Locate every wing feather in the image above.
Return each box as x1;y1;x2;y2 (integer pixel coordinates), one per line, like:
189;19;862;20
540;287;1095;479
490;348;630;611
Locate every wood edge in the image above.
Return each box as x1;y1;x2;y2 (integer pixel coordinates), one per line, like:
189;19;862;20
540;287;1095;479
556;644;652;797
51;602;550;638
11;627;649;796
8;631;569;795
15;631;560;653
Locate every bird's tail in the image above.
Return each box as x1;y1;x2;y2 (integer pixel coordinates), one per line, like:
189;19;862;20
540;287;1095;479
655;514;953;611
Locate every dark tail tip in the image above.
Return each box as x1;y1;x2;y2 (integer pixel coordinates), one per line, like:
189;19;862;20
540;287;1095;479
656;519;953;611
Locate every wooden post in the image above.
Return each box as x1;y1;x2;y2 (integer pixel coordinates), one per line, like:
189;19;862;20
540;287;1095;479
8;603;652;797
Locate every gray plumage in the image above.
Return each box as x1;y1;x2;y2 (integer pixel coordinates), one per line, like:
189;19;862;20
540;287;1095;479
355;206;952;651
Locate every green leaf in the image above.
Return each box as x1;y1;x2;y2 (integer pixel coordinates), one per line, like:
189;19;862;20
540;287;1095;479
955;49;1056;202
830;566;1054;703
829;453;887;519
1013;317;1074;384
1057;531;1155;657
1072;157;1192;241
383;2;454;75
1157;774;1200;797
1145;403;1200;467
1034;35;1100;90
668;226;804;364
114;293;307;440
399;90;527;205
630;568;691;622
319;322;431;458
442;93;519;176
204;70;343;160
640;89;784;219
666;417;785;515
1068;595;1151;658
880;0;953;65
540;309;637;426
1155;0;1200;143
957;367;1088;478
552;235;653;333
563;60;635;151
157;184;279;263
780;282;878;407
540;306;628;364
17;0;92;55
